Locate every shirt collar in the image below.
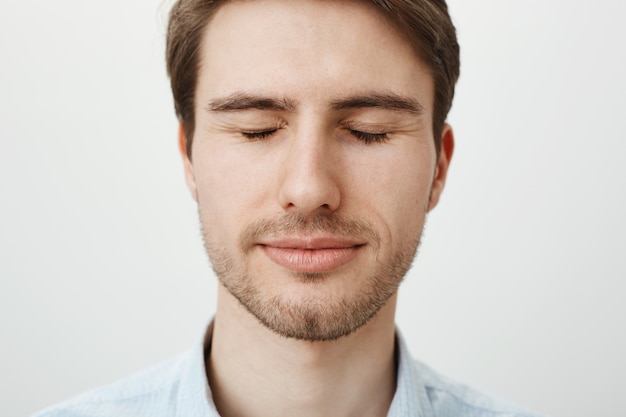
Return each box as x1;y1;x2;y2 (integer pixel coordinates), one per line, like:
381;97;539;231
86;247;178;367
387;328;434;417
175;321;220;417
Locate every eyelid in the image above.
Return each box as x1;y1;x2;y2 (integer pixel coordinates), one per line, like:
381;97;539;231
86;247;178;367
342;123;390;144
241;127;280;140
349;129;389;144
239;123;391;143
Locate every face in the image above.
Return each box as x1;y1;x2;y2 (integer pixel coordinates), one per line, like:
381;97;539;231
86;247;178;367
182;0;453;341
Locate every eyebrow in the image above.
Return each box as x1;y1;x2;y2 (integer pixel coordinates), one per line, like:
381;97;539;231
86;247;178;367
205;91;423;114
206;93;297;112
330;92;424;114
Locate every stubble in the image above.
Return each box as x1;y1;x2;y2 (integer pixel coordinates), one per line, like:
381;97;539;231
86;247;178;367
202;212;422;341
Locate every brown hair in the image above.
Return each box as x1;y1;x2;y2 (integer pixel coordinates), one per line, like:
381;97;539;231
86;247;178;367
166;0;460;158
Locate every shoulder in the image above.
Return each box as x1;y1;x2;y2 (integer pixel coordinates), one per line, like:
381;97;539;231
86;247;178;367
32;351;192;417
413;359;545;417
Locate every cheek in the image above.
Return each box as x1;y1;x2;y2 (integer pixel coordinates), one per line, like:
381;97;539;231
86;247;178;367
192;149;273;240
353;153;433;244
387;179;430;243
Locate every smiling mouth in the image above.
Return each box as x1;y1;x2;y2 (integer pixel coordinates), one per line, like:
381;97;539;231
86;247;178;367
259;237;365;273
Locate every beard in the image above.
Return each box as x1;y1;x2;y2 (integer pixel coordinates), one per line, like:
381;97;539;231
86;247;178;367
202;211;422;342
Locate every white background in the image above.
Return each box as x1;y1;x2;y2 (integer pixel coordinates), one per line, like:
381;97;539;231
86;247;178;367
1;1;625;416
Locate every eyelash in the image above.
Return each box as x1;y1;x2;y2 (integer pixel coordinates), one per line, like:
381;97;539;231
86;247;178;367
241;128;279;140
348;129;389;144
240;127;390;143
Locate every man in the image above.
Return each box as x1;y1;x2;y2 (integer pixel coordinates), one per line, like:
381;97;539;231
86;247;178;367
35;0;543;416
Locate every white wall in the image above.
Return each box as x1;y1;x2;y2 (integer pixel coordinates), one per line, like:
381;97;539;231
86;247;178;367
1;1;624;416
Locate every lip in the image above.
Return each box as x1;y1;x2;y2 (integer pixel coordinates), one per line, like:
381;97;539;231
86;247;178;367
258;236;365;273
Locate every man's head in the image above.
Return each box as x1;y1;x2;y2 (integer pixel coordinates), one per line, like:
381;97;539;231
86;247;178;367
167;0;459;342
167;0;460;159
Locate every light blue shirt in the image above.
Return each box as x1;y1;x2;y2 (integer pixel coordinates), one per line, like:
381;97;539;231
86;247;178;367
34;326;544;417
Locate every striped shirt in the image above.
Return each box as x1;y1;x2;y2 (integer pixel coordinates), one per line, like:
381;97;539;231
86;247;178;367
34;327;544;417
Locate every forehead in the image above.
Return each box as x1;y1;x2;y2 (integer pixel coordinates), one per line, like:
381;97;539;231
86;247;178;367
197;0;433;109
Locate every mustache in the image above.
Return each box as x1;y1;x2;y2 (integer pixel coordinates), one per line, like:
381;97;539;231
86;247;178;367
240;212;381;253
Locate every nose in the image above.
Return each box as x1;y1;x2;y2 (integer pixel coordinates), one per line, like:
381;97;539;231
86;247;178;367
277;128;341;216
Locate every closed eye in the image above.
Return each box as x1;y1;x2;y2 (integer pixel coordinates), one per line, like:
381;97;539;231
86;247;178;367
348;129;389;144
241;128;279;140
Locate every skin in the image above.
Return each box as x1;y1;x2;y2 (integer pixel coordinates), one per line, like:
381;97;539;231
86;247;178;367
179;0;454;416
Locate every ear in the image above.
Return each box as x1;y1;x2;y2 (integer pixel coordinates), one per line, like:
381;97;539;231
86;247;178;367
427;123;454;211
179;123;198;202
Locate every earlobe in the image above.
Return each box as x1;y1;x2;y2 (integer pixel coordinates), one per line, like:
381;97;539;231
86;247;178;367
427;124;454;211
178;123;198;202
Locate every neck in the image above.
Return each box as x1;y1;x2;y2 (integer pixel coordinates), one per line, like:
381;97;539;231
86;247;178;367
207;285;398;417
